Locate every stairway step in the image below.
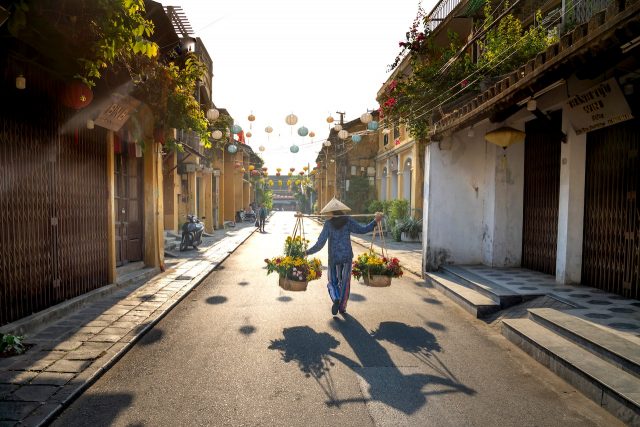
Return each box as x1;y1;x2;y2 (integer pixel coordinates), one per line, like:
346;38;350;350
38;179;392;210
529;308;640;378
442;265;525;307
426;271;500;318
503;318;640;425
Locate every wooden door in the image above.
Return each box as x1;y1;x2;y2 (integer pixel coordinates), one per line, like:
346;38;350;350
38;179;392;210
114;149;143;266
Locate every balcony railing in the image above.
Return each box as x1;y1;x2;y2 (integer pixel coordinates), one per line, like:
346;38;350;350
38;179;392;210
426;0;463;31
563;0;611;27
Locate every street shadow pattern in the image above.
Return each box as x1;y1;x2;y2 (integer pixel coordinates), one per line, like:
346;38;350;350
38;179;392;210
268;316;475;415
135;327;164;346
348;293;366;302
276;296;292;303
239;326;257;335
425;321;446;331
238;281;250;286
423;297;442;305
51;393;133;426
205;296;228;305
268;326;340;404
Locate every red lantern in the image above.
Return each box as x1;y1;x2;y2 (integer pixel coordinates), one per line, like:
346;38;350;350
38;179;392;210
61;81;93;110
235;162;242;168
289;167;295;172
262;167;268;172
299;171;304;175
276;172;281;176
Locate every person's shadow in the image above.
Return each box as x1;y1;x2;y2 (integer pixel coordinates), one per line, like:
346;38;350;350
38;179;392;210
268;315;475;415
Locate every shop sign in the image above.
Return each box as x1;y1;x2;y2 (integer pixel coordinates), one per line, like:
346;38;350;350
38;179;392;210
95;95;141;131
565;78;633;135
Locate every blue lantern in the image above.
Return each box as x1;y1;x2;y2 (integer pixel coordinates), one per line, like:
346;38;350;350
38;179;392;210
290;145;299;153
231;124;242;134
367;121;379;131
352;134;362;143
227;144;238;154
297;126;309;137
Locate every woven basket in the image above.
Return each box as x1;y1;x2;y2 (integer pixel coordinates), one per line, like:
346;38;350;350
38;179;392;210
363;274;391;287
279;275;308;292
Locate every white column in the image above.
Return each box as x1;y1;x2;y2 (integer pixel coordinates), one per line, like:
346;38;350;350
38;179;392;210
556;108;587;285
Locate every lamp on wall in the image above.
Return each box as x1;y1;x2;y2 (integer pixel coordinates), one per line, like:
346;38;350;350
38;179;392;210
526;99;537;111
484;127;525;148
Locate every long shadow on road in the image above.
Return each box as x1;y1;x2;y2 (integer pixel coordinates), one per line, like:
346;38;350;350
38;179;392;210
268;315;475;415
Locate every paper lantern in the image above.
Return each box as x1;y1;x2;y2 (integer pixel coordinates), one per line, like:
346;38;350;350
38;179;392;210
227;144;238;154
276;172;281;176
61;81;93;110
382;128;391;135
262;167;268;172
323;141;331;147
287;179;292;186
241;167;246;172
326;116;334;123
285;114;298;126
207;108;220;121
265;126;273;133
290;145;299;153
248;114;256;122
276;168;282;172
309;131;315;138
299;171;305;176
333;124;342;132
15;75;25;90
484;127;525;148
367;121;379;131
268;180;274;186
212;130;223;140
295;180;301;185
360;112;373;124
290;168;296;172
288;172;293;176
259;145;265;152
235;161;242;168
278;180;283;186
303;166;309;171
246;131;252;138
338;129;349;140
248;165;255;171
351;134;362;143
231;124;242;134
297;126;309;137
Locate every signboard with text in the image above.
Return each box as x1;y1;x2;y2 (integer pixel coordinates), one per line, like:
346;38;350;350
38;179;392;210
94;95;141;132
565;78;633;135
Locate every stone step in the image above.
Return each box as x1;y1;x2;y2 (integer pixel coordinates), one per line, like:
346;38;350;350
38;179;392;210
529;308;640;378
426;271;501;318
502;318;640;425
442;265;527;308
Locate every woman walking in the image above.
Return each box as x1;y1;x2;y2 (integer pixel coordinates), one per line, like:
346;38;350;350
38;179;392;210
306;198;382;315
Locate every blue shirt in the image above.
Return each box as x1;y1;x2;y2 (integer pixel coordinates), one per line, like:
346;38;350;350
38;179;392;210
307;218;376;264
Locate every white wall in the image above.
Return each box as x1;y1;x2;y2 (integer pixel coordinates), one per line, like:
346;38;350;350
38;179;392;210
423;134;486;269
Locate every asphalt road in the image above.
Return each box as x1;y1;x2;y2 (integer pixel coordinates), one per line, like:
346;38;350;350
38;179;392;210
52;212;621;427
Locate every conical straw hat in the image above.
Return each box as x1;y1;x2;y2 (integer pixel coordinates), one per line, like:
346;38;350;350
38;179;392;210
320;197;351;214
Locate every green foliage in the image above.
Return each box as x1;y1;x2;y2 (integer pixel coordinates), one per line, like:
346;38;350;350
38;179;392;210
345;176;376;214
0;334;26;355
391;224;403;242
367;200;392;216
389;199;410;223
77;0;159;87
397;216;422;238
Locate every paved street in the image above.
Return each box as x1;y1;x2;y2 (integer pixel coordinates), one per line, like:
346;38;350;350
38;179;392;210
52;212;620;426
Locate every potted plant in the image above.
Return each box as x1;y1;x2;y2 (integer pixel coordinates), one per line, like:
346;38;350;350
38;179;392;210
399;217;422;242
265;236;322;291
352;251;403;287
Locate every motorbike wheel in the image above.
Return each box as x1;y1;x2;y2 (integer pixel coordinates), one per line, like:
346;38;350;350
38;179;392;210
192;238;200;249
179;234;190;252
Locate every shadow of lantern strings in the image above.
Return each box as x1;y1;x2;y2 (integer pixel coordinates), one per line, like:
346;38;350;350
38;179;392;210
371;321;460;383
268;326;341;405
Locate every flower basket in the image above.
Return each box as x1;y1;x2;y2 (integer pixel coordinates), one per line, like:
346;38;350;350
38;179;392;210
279;275;308;292
363;274;391;287
266;214;322;292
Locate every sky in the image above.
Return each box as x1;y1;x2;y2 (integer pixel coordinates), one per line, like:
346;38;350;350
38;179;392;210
173;0;433;171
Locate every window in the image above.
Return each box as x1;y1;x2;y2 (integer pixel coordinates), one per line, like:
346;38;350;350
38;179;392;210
393;125;400;139
383;134;389;145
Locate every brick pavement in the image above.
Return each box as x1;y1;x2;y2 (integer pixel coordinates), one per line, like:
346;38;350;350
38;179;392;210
0;223;258;426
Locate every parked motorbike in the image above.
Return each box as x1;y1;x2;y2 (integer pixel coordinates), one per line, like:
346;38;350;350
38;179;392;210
180;214;204;251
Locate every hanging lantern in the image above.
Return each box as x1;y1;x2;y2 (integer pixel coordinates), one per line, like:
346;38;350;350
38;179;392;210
323;140;331;147
268;180;274;186
259;145;266;152
295;180;301;185
207;108;220;121
227;144;238;154
265;126;273;133
61;81;93;110
276;168;282;172
235;161;242;168
309;131;315;138
338;129;349;140
288;172;293;176
290;145;299;153
303;166;309;171
263;171;268;176
368;121;379;131
289;168;296;172
352;134;362;143
231;124;242;134
360;112;373;124
326;115;334;123
333;124;342;132
241;167;246;172
297;126;309;137
276;172;281;176
262;167;268;172
484;127;525;148
212;129;223;140
287;179;292;186
382;128;391;135
299;171;305;176
278;180;283;186
246;131;252;138
285;114;298;126
310;170;317;175
15;74;26;90
251;170;260;176
248;114;256;122
248;165;255;171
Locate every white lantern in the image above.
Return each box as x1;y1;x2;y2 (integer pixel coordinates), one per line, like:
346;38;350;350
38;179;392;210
382;128;391;135
285;114;298;126
206;108;220;121
360;112;373;124
338;130;349;140
259;145;266;152
246;131;252;138
333;124;342;132
86;120;94;129
326;115;334;123
248;114;256;122
309;131;315;138
15;75;26;90
323;141;331;147
265;126;273;133
212;130;223;140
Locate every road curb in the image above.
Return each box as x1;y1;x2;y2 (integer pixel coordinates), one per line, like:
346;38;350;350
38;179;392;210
10;225;261;427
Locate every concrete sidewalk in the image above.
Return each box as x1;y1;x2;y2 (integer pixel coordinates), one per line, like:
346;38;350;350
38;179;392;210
0;222;259;426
